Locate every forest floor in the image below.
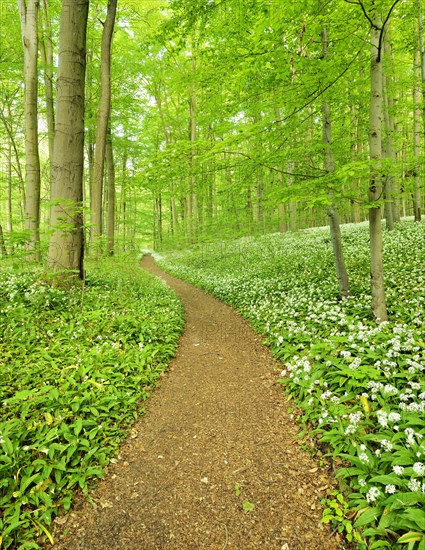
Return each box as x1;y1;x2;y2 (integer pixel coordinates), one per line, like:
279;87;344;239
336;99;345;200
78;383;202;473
52;255;344;550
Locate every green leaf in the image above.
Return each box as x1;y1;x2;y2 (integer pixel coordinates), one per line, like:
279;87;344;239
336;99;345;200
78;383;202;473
369;541;392;549
397;532;424;544
369;474;402;486
74;418;83;436
401;509;425;531
1;436;14;456
242;499;255;512
354;507;380;528
20;473;41;495
390;494;425;511
379;509;399;530
362;527;391;537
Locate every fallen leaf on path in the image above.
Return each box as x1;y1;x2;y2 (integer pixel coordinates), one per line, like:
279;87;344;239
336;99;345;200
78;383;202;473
54;516;68;525
100;501;113;509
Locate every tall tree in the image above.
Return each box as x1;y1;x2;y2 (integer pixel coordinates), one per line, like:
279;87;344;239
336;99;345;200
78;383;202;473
40;0;55;192
413;49;422;222
418;0;425;153
90;0;118;250
18;0;41;260
0;86;26;228
347;0;400;322
188;54;198;242
321;22;350;298
47;0;89;281
106;128;115;255
382;32;396;230
368;9;388;322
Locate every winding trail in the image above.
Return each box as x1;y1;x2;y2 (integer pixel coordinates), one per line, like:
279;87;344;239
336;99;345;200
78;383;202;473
53;256;342;549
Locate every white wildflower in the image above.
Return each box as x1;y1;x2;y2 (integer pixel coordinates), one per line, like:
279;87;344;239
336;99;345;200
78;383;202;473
407;478;421;492
366;486;380;504
380;440;393;452
377;410;388;428
359;453;369;464
388;412;401;423
412;462;425;476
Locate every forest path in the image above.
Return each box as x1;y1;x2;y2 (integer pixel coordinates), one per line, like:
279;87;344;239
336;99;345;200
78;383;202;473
53;255;341;550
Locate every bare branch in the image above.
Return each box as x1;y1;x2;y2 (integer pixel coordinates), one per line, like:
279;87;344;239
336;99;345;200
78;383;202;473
378;0;402;61
344;0;378;29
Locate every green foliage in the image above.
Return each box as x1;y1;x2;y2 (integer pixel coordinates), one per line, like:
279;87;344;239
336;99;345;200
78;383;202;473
158;220;425;549
0;259;184;548
242;499;255;512
321;490;364;545
233;482;255;512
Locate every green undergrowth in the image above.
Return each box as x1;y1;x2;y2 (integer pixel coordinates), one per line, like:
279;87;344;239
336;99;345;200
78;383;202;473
158;221;425;550
0;259;184;549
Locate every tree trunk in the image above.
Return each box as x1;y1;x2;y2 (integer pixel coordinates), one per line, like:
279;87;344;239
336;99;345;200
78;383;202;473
413;50;422;222
106;130;115;256
120;148;127;250
288;162;297;231
188;56;198;242
157;193;163;247
418;0;425;157
256;175;264;231
246;184;253;234
273;107;287;233
90;0;118;250
6;140;13;233
170;181;179;235
0;90;26;218
18;0;41;260
369;21;388;322
47;0;89;282
86;48;95;215
382;34;395;230
0;224;7;256
321;24;350;298
40;0;55;193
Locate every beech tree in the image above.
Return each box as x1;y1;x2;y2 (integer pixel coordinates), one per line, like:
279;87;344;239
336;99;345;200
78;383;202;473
413;49;422;222
418;0;425;159
368;8;388;322
90;0;118;251
321;21;350;298
47;0;89;281
39;0;55;192
346;0;401;322
18;0;41;260
106;128;115;255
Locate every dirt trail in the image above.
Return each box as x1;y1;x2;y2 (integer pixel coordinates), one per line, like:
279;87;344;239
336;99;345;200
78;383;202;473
53;255;342;549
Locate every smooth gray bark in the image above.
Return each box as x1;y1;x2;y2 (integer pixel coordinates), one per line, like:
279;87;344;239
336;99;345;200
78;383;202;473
369;22;388;322
321;25;350;298
18;0;41;260
91;0;118;249
106;130;115;256
413;50;422;222
47;0;89;281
